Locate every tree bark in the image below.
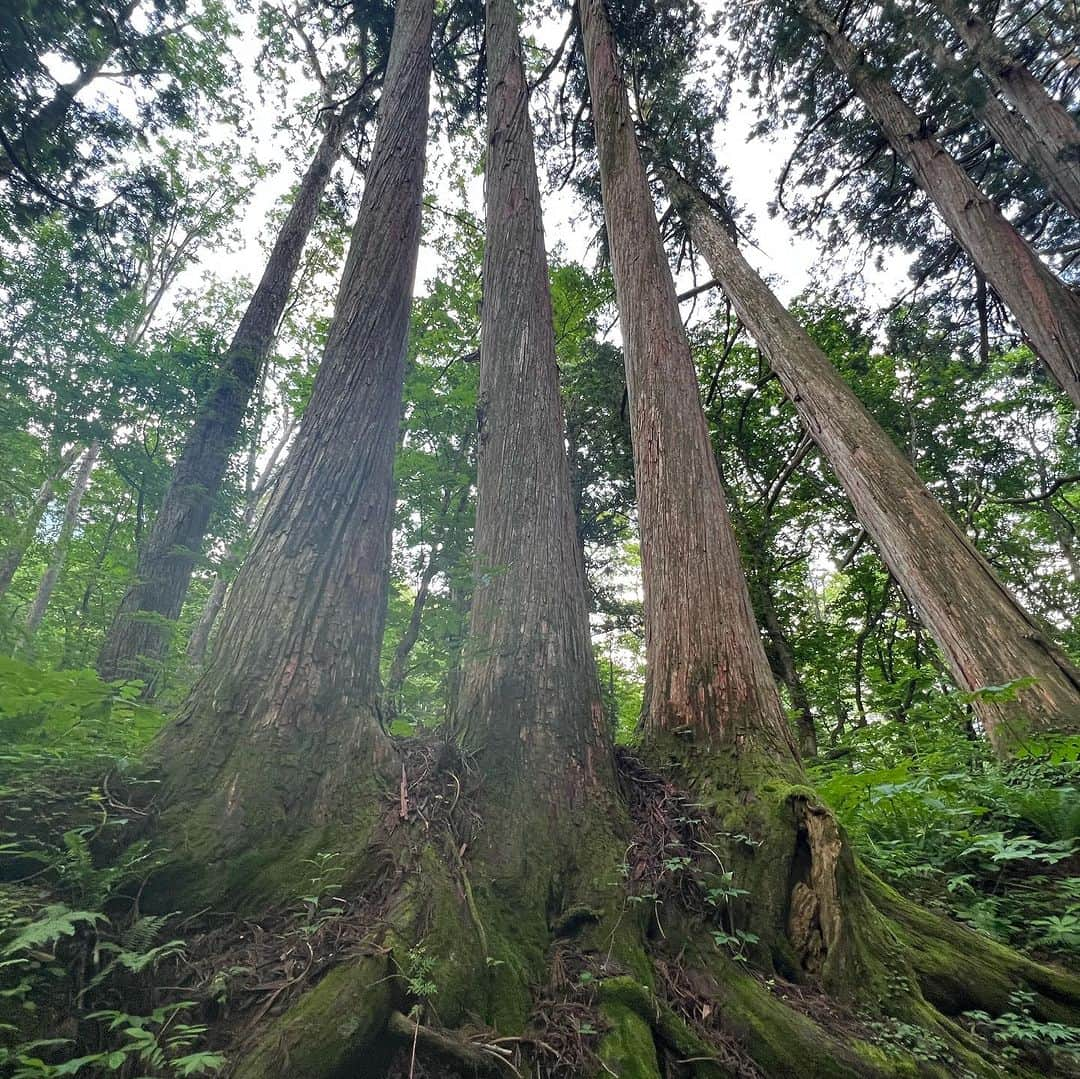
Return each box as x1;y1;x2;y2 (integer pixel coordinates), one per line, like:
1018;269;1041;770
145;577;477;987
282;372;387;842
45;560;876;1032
184;417;294;669
917;32;1080;220
183;569;229;668
95;93;368;693
453;0;613;814
579;0;797;759
0;445;81;600
667;170;1080;754
19;440;101;644
800;0;1080;409
155;0;433;853
935;0;1080;215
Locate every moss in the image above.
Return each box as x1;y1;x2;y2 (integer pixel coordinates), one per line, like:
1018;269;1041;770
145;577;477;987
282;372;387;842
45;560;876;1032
849;1040;920;1076
600;976;729;1078
232;953;394;1079
864;871;1080;1025
598;987;662;1079
147;784;384;913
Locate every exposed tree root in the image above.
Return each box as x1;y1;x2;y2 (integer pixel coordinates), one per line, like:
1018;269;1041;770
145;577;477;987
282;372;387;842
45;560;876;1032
154;746;1077;1079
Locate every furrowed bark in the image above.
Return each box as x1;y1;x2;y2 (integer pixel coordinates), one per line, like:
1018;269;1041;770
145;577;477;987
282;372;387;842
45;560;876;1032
935;0;1080;217
19;440;101;645
800;0;1080;409
455;0;613;806
0;445;81;601
184;416;293;669
667;171;1080;754
154;0;433;855
95;93;368;693
578;0;797;758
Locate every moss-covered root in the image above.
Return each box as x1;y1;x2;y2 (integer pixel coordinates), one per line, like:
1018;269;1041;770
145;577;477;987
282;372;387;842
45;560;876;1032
866;872;1080;1024
231;953;394;1079
599;971;883;1078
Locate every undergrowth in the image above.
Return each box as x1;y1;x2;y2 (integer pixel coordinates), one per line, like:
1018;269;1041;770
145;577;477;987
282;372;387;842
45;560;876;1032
1;657;1078;1075
810;714;1080;962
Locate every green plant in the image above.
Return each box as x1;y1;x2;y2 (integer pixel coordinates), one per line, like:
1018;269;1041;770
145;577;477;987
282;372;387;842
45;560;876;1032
811;718;1080;960
963;990;1080;1061
295;851;346;936
403;944;438;1003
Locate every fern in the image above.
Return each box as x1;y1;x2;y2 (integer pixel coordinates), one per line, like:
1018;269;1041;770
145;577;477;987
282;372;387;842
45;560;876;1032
2;904;106;956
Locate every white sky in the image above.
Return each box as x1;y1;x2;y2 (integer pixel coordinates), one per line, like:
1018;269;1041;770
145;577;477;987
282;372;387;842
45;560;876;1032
157;5;914;319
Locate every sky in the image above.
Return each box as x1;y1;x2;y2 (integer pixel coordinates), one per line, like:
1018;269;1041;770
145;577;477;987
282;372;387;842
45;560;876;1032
158;3;915;323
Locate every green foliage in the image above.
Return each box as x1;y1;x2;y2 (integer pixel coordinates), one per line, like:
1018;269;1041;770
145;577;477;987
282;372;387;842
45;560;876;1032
812;717;1080;957
963;990;1080;1063
402;944;438;1004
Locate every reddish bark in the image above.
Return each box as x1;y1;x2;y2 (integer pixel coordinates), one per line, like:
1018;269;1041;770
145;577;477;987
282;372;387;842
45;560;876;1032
579;0;797;760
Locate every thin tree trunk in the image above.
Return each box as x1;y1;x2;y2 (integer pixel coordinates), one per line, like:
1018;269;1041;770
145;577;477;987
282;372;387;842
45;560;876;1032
385;551;440;699
668;171;1080;753
96;92;369;693
156;0;433;851
20;440;101;643
453;0;612;817
935;0;1080;211
579;0;797;759
0;445;81;599
917;32;1080;220
758;581;818;757
800;0;1080;409
184;573;228;667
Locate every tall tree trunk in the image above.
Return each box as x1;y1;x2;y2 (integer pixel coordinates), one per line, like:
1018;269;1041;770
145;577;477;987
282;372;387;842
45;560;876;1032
667;171;1080;754
453;0;613;818
20;440;101;644
578;0;797;759
935;0;1080;208
96;93;368;693
572;0;1080;1033
800;0;1080;409
0;445;81;600
918;34;1080;219
155;0;433;858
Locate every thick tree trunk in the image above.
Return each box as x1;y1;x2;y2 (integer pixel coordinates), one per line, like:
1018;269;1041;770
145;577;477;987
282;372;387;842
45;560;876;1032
154;0;433;860
454;0;615;843
578;0;797;759
0;445;81;600
95;96;367;693
800;0;1080;409
20;440;101;643
106;7;1080;1075
667;171;1080;754
935;0;1080;213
